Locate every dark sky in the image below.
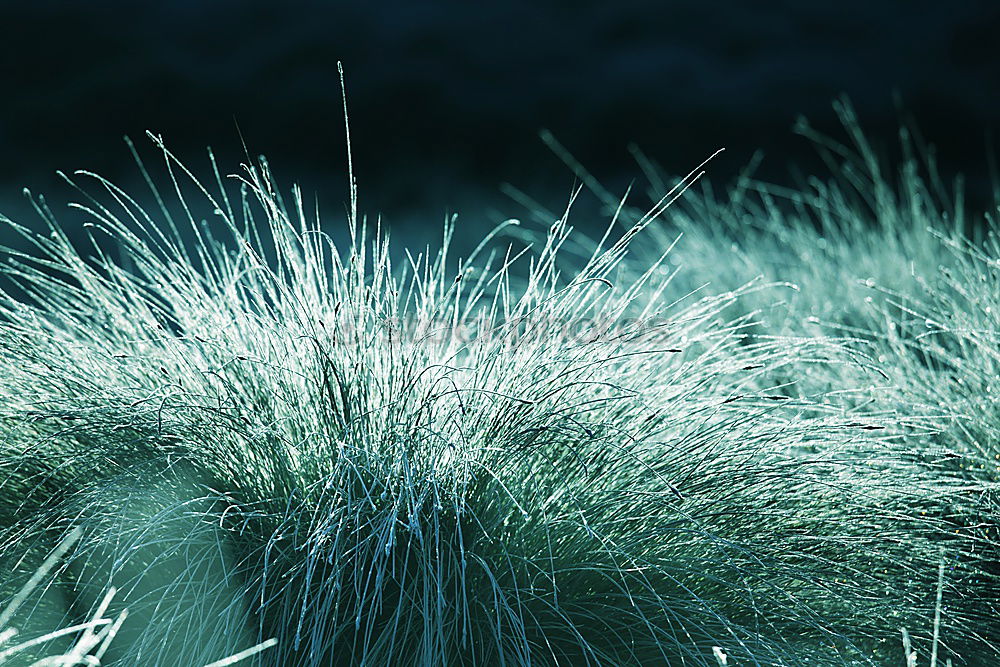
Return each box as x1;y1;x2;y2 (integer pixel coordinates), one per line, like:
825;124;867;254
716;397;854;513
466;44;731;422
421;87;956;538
1;0;998;243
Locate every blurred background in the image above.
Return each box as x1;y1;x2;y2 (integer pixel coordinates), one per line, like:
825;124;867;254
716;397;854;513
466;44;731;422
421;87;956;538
1;0;998;249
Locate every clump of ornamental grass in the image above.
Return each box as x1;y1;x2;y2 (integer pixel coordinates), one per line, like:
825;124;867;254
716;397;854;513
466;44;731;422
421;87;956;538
532;98;1000;486
0;127;997;665
521;97;1000;659
649;104;1000;497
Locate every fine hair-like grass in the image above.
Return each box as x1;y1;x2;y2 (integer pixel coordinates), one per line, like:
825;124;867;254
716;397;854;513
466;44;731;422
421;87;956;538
0;112;998;664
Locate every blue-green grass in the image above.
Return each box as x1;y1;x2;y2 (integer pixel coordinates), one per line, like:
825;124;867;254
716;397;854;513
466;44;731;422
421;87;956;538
0;104;998;665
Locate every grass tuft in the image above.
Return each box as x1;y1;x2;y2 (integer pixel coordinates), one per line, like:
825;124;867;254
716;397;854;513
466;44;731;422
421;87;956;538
0;105;998;664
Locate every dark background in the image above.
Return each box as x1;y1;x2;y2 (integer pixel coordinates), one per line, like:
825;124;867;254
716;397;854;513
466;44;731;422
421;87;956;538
1;0;998;247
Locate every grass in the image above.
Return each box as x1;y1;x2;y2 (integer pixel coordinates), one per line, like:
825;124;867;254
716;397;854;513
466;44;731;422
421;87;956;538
0;100;998;665
522;98;1000;486
0;525;276;666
